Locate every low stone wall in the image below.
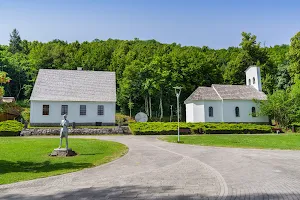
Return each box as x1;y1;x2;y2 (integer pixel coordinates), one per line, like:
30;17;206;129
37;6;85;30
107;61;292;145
21;126;130;136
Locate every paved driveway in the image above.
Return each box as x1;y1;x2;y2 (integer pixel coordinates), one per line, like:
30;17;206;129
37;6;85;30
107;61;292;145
1;136;300;200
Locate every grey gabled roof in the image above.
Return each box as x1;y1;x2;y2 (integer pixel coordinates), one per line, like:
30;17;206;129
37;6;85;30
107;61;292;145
185;84;267;103
30;69;116;102
184;87;221;103
212;84;267;100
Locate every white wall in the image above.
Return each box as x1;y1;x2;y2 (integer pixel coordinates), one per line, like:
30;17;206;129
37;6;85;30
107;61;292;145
186;99;268;123
186;101;205;122
222;100;268;123
185;103;194;122
203;101;222;122
30;101;116;124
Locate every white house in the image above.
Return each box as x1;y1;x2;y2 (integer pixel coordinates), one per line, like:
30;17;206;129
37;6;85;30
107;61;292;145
30;69;116;126
185;66;269;123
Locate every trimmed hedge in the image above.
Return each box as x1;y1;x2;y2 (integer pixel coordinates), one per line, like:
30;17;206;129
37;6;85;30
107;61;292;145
129;122;272;135
0;120;23;136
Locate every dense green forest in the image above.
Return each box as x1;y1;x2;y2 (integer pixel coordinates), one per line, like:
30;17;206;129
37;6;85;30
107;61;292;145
1;29;300;124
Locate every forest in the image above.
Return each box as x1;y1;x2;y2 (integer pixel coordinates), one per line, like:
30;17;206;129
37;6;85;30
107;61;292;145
0;29;300;126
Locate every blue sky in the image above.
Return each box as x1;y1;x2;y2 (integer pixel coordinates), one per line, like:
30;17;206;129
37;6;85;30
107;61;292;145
0;0;299;49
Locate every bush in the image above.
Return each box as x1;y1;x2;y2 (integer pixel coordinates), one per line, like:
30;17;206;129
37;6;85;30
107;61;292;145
129;122;272;135
0;120;23;136
116;113;134;126
0;102;22;117
21;108;30;122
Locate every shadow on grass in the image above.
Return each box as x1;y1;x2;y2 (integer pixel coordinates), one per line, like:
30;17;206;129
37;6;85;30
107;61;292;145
0;160;91;174
79;153;104;156
1;185;299;200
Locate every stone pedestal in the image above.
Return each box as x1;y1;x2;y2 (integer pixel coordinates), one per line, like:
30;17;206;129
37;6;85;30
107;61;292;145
50;148;77;157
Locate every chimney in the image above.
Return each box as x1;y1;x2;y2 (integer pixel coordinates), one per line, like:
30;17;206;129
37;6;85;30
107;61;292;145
77;67;83;71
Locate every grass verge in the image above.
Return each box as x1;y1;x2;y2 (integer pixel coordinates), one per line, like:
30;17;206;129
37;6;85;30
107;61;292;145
0;137;128;184
159;134;300;150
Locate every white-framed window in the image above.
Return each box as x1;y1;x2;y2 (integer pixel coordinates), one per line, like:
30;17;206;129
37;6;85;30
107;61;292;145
253;77;256;84
235;107;240;117
80;105;86;115
209;106;213;117
43;105;49;115
61;105;68;115
98;105;104;115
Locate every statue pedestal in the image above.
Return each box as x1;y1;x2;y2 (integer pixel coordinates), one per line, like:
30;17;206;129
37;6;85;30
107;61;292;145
50;148;77;157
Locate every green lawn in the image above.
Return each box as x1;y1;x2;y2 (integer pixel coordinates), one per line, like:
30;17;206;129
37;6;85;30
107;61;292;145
160;134;300;150
0;137;128;184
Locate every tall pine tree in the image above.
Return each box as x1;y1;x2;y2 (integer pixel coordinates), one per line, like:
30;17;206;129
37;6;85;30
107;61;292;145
9;29;22;54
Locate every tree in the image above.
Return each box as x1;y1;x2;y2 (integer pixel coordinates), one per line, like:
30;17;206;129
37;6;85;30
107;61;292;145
128;99;134;118
223;32;273;89
288;32;300;82
0;72;11;97
258;91;289;127
276;64;291;90
258;85;300;128
0;29;294;121
223;51;252;84
9;29;22;54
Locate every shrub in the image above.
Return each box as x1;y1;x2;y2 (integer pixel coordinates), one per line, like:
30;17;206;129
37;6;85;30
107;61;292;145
129;122;272;135
0;102;22;116
116;113;134;126
0;120;23;136
21;108;30;122
129;122;191;135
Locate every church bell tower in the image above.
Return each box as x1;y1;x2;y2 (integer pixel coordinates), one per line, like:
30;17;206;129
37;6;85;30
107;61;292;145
245;65;262;91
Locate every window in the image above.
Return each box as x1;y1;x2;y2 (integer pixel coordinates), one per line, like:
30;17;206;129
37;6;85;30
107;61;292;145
43;105;49;115
252;107;256;117
208;106;213;117
61;105;68;115
98;105;104;115
248;79;251;85
235;107;240;117
253;77;256;84
80;105;86;115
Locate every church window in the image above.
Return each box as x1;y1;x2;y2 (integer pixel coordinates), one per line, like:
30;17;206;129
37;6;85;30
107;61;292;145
252;107;256;117
253;77;256;84
235;107;240;117
209;106;213;117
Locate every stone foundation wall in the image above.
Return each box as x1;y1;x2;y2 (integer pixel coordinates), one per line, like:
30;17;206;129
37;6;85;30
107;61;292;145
30;122;116;127
21;126;130;136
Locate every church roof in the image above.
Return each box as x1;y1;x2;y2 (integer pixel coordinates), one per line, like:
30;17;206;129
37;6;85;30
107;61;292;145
185;87;221;102
30;69;116;102
185;84;267;103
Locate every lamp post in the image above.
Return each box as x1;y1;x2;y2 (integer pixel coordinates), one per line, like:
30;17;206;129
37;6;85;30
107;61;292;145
174;86;182;142
170;105;173;122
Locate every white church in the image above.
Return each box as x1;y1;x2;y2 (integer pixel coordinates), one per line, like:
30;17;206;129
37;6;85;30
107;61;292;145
185;66;269;123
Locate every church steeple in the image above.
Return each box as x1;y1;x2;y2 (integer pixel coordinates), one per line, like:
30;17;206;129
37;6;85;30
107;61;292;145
245;65;262;91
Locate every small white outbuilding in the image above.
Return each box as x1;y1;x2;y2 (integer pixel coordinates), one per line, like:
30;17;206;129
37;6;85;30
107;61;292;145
30;69;116;126
184;66;269;123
